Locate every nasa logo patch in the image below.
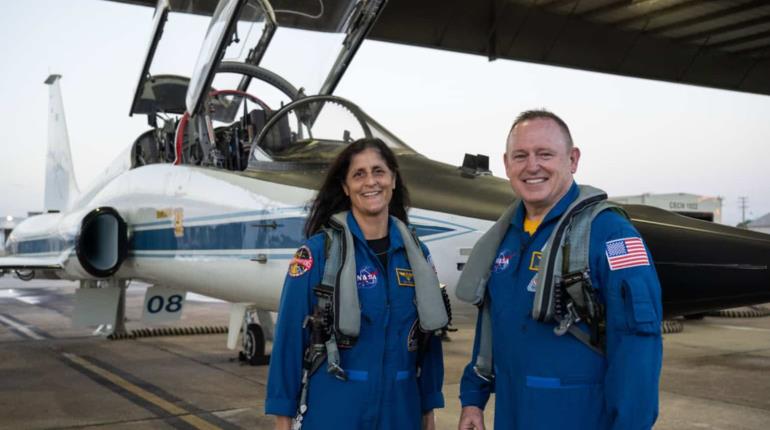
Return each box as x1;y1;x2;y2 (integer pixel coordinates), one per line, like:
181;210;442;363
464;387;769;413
288;246;313;277
492;249;514;273
356;266;379;289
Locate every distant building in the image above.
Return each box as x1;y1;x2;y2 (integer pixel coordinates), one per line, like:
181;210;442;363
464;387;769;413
611;193;723;223
747;213;770;234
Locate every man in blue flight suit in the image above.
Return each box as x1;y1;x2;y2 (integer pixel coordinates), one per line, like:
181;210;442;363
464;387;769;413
457;110;662;429
266;212;444;429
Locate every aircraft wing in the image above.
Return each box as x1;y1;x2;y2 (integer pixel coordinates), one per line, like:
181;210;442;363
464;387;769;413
107;0;770;97
0;254;67;271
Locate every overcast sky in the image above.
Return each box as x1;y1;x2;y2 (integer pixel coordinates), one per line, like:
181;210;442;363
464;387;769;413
2;0;770;227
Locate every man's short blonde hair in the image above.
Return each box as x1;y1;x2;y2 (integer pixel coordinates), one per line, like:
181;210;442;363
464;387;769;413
508;109;573;149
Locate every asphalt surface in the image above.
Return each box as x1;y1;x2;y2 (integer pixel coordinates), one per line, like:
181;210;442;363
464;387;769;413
1;276;769;429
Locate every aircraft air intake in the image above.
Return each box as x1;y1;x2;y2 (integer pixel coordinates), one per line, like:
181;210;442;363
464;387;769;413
75;207;128;278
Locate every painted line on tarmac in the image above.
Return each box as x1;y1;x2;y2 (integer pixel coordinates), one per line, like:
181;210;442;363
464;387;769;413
0;313;50;340
61;353;240;430
705;323;770;333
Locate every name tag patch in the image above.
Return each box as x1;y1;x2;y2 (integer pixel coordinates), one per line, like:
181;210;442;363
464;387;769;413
396;268;415;287
529;251;542;272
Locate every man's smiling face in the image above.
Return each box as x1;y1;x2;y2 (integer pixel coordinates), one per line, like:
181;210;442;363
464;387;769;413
504;118;580;219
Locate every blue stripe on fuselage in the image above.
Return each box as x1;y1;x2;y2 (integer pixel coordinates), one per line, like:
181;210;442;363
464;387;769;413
129;219;453;252
10;217;457;256
10;237;74;254
130;217;307;251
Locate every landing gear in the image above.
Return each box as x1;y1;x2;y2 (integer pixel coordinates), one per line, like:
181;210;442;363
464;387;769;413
240;323;268;365
236;308;272;366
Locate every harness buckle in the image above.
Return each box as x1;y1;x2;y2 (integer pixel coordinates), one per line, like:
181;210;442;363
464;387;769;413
560;269;588;287
327;361;348;381
554;301;581;336
473;365;495;383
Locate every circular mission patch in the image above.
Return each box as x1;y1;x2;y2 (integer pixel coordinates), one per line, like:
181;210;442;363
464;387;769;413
288;245;313;277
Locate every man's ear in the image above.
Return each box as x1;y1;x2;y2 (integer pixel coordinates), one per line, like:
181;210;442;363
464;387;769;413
570;147;581;174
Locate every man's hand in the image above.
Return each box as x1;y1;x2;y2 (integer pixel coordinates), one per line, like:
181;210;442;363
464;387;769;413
274;416;292;430
422;410;436;430
458;406;485;430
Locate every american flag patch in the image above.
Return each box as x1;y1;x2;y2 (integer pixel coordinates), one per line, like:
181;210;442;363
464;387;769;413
605;237;649;271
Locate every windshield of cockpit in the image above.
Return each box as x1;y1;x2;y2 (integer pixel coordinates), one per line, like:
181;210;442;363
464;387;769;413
250;96;416;164
183;0;415;165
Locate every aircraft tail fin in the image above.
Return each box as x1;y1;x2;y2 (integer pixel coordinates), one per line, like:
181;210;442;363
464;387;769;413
44;74;79;212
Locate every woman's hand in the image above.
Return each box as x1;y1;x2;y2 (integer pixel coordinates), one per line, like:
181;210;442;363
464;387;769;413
422;410;436;430
275;415;292;430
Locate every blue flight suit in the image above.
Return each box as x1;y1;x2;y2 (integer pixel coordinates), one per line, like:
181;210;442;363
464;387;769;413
460;182;663;429
266;212;444;429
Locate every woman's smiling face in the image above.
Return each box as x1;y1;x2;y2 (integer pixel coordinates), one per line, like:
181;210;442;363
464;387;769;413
342;148;396;220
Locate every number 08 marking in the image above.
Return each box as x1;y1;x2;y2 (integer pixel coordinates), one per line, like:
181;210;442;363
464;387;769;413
146;294;184;314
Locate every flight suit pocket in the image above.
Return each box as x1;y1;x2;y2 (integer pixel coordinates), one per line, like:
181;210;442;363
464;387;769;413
521;377;607;429
303;367;368;429
390;372;422;430
622;279;660;335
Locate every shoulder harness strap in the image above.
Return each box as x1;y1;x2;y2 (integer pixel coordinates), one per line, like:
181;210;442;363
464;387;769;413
308;212;449;380
464;186;623;380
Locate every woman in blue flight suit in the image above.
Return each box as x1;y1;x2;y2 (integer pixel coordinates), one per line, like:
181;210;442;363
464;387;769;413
266;138;444;430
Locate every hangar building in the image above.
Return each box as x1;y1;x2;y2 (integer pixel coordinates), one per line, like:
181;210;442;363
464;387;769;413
610;193;723;223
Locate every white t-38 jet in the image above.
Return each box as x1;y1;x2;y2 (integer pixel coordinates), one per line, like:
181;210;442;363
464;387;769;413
2;0;769;364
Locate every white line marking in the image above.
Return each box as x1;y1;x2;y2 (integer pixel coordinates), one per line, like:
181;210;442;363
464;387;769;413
0;289;20;298
0;314;44;340
16;296;42;305
705;324;770;333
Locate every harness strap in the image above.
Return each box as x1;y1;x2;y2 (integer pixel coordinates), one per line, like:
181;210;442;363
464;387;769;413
473;297;494;382
458;186;623;379
394;220;448;332
552;201;626;354
326;213;360;340
295;212;448;424
456;203;519;305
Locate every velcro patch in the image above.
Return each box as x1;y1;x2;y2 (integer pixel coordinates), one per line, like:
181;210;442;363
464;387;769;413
288;246;313;277
396;268;415;287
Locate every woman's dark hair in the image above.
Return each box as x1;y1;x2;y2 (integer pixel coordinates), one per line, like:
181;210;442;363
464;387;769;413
304;138;410;237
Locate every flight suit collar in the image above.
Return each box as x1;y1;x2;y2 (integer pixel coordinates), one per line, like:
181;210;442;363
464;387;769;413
510;181;580;231
345;212;405;252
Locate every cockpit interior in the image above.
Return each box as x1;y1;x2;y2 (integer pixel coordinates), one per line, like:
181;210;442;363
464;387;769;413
129;0;415;174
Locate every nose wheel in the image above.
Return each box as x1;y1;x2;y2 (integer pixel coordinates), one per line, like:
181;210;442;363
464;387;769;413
239;322;270;365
